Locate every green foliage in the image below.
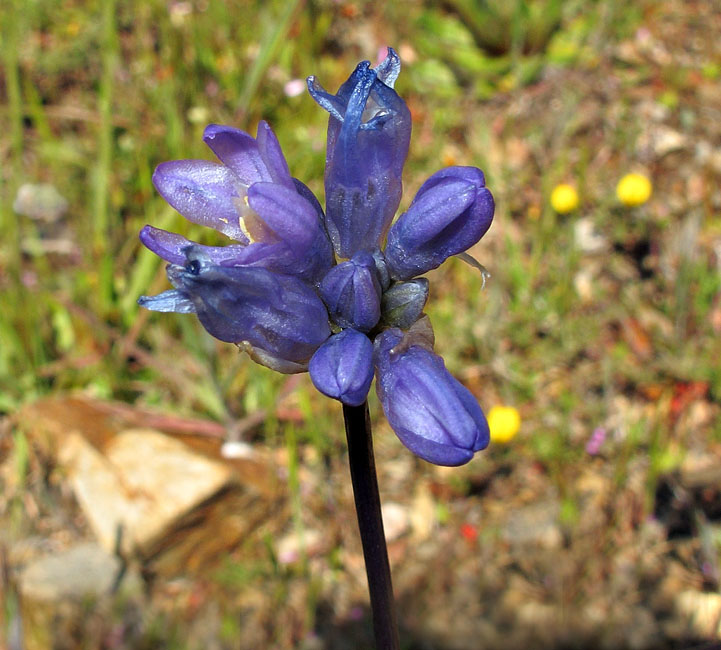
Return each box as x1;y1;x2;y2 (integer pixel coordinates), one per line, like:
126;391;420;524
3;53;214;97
442;0;565;56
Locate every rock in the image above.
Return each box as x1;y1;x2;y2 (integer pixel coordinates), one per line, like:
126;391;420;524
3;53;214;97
13;183;68;222
275;529;324;565
574;217;608;253
674;590;721;639
59;429;234;556
17;395;281;578
17;543;142;650
18;542;120;602
503;500;562;549
381;502;409;542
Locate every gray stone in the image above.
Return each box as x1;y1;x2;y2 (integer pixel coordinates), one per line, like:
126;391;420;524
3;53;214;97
19;542;121;602
503;500;562;548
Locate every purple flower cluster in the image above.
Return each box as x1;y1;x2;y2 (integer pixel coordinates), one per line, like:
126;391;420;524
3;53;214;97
139;49;495;466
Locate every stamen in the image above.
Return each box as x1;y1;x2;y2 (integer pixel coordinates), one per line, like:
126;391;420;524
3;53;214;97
455;252;491;289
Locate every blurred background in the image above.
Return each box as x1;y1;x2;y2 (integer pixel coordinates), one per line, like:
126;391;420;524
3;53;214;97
1;0;720;648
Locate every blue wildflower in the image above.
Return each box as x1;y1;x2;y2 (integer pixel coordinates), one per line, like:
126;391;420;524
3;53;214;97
307;48;411;258
374;323;489;466
141;121;333;283
139;246;330;373
384;166;494;280
139;47;494;466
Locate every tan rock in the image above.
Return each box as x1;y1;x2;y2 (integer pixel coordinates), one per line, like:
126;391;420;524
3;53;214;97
59;429;233;556
675;590;721;639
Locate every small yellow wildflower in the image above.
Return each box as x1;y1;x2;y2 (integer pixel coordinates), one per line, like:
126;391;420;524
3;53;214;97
550;184;579;214
616;173;652;207
488;405;521;444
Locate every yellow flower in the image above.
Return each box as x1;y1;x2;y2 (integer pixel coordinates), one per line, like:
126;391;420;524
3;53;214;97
550;184;579;214
488;405;521;444
616;173;652;207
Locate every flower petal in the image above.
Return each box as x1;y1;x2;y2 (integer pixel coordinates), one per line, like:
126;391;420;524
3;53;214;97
202;124;272;185
138;289;196;313
247;182;317;250
374;47;401;88
255;121;295;189
139;225;248;265
152;160;248;243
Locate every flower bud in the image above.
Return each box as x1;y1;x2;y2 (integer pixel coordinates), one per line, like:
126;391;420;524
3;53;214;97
307;48;411;258
139;246;330;373
374;328;489;466
384;166;494;280
380;279;429;330
309;329;374;406
319;252;382;332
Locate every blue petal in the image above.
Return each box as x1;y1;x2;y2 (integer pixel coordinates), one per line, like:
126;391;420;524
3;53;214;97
139;225;247;266
138;289;196;314
247;182;317;249
374;47;401;88
255;121;296;189
152;160;249;243
202;124;273;185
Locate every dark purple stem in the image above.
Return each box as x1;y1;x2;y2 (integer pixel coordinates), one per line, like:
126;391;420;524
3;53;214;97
343;402;400;650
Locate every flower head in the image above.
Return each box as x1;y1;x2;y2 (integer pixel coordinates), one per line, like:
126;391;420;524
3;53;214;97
550;183;579;214
616;172;652;207
139;48;496;466
487;405;521;444
307;48;412;258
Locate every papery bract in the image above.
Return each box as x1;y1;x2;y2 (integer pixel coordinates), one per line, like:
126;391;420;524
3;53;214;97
384;166;494;280
309;328;374;406
307;48;411;258
374;328;489;466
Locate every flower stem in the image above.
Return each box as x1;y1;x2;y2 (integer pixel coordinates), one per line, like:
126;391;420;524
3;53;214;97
343;402;400;650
